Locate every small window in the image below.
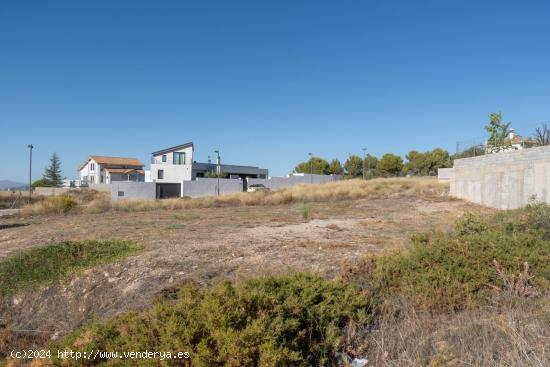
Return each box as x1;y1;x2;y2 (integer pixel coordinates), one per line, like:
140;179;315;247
158;170;164;179
162;154;167;162
118;191;124;197
90;163;95;171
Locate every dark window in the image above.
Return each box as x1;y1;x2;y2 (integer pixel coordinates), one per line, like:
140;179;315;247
162;154;167;162
118;191;124;197
173;152;185;165
158;170;164;179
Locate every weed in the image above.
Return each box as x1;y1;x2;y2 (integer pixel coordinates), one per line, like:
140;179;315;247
0;240;140;296
297;202;312;220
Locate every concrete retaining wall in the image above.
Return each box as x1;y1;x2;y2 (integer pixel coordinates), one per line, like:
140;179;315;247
181;178;243;198
111;182;156;201
451;145;550;209
437;168;454;182
248;173;341;190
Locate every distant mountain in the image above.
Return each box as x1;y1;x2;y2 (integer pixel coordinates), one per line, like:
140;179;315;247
0;180;27;190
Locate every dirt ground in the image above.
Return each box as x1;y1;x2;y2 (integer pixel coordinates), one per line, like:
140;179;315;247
0;189;487;337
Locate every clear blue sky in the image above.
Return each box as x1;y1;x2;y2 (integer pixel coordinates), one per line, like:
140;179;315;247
2;0;550;182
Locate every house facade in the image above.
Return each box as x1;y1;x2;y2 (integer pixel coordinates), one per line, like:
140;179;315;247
149;142;268;184
79;156;145;185
150;142;194;183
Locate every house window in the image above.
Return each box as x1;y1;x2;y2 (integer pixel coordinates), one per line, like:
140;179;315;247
90;163;95;172
162;154;167;162
173;152;185;165
158;170;164;179
90;176;95;184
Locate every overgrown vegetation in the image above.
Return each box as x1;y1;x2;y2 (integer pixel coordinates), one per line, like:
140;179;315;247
54;274;370;366
0;240;140;296
345;204;550;312
22;178;447;215
8;192;550;365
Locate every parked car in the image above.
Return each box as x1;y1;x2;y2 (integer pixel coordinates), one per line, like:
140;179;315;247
247;184;269;192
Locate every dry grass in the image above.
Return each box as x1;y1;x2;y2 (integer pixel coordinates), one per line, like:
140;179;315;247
363;297;550;366
103;178;447;214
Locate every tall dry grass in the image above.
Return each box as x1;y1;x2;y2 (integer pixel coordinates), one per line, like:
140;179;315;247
21;178;448;215
363;297;550;366
108;177;448;213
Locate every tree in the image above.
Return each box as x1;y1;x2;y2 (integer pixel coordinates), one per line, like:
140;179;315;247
377;153;403;176
404;148;451;176
294;157;330;175
328;159;344;175
363;154;379;179
535;123;550;146
43;152;64;187
485;112;512;151
344;155;363;177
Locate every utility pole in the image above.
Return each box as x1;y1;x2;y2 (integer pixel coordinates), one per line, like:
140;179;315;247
308;152;313;183
27;144;34;204
361;147;367;180
214;150;220;196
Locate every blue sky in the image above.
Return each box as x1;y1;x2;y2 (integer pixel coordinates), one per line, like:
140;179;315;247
2;0;550;181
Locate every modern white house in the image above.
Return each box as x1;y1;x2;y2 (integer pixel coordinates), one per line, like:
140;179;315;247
150;142;194;183
149;142;268;183
78;156;145;185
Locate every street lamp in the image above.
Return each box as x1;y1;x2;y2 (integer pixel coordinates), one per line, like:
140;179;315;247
27;144;33;203
214;150;220;196
361;147;367;180
308;152;313;183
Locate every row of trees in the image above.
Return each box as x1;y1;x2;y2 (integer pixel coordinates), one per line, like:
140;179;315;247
294;148;452;178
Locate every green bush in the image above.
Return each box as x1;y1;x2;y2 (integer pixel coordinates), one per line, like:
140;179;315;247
56;274;371;366
364;212;550;311
31;178;55;187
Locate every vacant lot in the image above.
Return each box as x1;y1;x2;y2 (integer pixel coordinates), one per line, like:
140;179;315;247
0;178;487;340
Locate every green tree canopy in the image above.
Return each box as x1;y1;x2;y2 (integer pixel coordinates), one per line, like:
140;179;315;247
363;154;379;179
294;157;330;175
344;155;363;177
42;153;64;187
377;153;403;176
485;112;512;151
404;148;451;176
328;159;344;175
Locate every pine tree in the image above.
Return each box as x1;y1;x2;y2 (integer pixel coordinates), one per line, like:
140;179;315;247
43;152;64;187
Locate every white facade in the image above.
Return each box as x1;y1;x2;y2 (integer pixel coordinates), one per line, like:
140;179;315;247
150;144;194;183
79;157;145;185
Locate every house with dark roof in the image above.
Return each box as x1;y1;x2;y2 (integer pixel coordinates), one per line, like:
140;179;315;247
78;156;145;185
149;141;268;183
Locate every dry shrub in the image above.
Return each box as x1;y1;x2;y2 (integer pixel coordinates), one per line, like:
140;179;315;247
22;196;77;215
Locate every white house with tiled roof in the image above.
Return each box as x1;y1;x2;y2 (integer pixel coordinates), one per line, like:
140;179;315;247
78;156;145;185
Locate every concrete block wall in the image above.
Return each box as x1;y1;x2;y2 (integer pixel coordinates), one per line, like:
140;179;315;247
451;145;550;209
437;168;454;182
248;173;341;190
181;178;243;198
111;182;156;201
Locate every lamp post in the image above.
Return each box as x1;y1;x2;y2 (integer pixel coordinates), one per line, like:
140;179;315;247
361;147;367;180
27;144;33;204
308;152;313;183
214;150;220;196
